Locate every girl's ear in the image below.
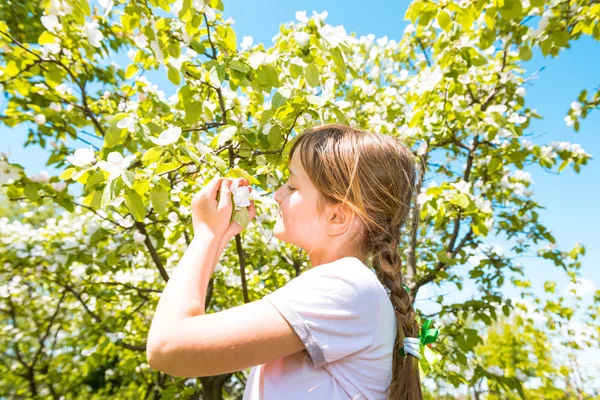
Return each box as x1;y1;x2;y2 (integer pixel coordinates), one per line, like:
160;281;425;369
325;203;355;237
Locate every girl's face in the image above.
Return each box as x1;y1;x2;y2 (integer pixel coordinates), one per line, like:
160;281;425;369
273;147;361;267
273;149;321;255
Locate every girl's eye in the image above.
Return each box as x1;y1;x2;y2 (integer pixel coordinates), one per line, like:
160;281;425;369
287;185;296;191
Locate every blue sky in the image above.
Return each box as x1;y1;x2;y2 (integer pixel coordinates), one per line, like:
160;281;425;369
2;0;598;373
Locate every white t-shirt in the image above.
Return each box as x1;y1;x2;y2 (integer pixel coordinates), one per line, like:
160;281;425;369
243;256;397;400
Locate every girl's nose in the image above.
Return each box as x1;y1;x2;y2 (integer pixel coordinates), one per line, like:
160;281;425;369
273;187;281;204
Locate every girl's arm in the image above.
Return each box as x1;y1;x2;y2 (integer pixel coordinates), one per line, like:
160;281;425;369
146;177;305;377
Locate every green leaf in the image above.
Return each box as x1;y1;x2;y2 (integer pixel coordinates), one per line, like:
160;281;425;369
24;183;39;202
205;152;228;172
125;64;138;79
38;31;57;45
101;179;122;209
150;186;167;215
229;166;260;185
305;63;320;88
438;11;452;32
488;157;501;174
122;171;135;188
306;95;327;107
142;147;163;163
59;168;76;181
167;65;181;85
519;46;532;61
272;92;287;109
43;65;65;88
232;207;250;229
230;60;250;74
124;188;146;222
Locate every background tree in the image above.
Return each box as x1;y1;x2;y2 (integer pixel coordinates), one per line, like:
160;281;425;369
1;0;599;398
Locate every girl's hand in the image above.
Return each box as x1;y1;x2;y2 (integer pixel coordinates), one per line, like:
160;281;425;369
191;177;255;241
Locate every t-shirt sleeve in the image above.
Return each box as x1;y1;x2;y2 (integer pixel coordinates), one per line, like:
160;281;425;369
263;261;379;369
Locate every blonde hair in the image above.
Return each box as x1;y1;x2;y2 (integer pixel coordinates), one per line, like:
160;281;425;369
288;123;422;399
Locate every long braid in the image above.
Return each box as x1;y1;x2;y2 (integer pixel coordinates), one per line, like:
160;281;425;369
372;222;422;399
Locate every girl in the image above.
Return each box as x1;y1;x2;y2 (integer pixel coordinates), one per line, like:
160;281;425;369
147;123;423;399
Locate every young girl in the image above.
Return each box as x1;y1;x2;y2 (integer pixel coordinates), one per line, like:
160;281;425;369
147;123;423;399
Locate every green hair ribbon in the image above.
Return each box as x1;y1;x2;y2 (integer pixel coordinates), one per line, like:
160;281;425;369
399;318;442;376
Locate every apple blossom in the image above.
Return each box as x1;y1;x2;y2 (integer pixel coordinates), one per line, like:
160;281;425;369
84;21;104;48
295;10;309;23
29;171;50;183
98;0;114;16
133;33;148;48
240;36;253;51
97;152;136;180
0;160;20;185
34;114;46;125
168;212;179;223
294;31;310;47
41;15;62;33
48;0;73;16
117;116;137;133
318;24;347;47
66;146;95;167
230;180;251;208
52;181;67;192
133;231;146;244
149;125;182;146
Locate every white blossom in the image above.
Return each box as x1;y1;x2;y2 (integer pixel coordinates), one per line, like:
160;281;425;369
452;179;470;193
98;0;114;16
168;212;179;223
0;160;20;184
247;52;276;69
117;116;137;133
41;42;61;56
294;31;310;47
516;87;526;97
570;101;582;111
49;102;62;112
52;181;67;192
564;115;574;127
34;114;47;125
30;171;50;183
133;231;146;244
133;33;148;48
150;39;164;61
55;83;72;96
261;122;273;135
41;15;62;33
149;125;182;146
66;146;95;167
171;0;183;15
97;152;136;180
487;104;507;114
295;10;309;23
49;0;73;16
240;36;253;51
127;49;137;62
84;21;104;48
318;24;347;47
230;180;251;208
508;112;527;124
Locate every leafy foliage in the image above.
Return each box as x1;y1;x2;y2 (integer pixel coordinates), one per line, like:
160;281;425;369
1;0;599;398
